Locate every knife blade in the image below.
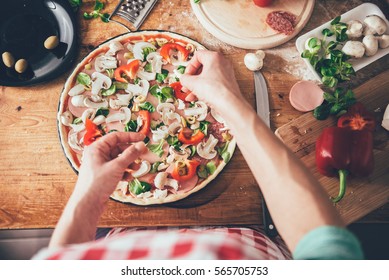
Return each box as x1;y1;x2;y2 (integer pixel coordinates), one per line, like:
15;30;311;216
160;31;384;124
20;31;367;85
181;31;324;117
254;71;278;237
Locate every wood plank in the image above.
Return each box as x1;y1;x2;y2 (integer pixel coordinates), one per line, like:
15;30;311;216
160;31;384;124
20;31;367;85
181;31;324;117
0;0;389;229
275;70;389;224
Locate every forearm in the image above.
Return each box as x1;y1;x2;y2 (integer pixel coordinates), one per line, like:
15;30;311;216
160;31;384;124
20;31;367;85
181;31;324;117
222;97;344;251
49;191;104;248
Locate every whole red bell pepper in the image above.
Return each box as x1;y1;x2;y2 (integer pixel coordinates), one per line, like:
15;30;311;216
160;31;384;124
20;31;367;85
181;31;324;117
315;126;374;203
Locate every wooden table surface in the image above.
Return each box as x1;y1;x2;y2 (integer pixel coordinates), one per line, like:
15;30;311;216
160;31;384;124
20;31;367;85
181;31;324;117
0;0;388;229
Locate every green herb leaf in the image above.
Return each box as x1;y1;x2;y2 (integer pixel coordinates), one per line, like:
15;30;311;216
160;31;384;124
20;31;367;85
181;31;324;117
94;0;104;11
125;120;138;132
73;117;82;125
199;121;210;136
331;16;341;25
177;65;186;74
142;47;156;61
144;63;153;73
206;161;217;175
150;162;162;174
100;13;110;23
114;81;128;90
148;140;165;157
95;107;109;117
161;86;174;99
129;179;151;195
101;84;116;96
77;72;91;86
313;102;331;120
166;135;182;151
197;165;208;179
156;69;169;83
139;102;155;113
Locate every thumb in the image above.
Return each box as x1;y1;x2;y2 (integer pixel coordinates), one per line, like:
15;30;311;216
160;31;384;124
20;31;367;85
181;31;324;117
180;74;197;93
108;141;147;170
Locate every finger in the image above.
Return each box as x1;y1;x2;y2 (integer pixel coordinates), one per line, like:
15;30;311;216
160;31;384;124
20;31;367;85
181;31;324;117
185;51;204;75
93;132;145;154
108;141;147;170
180;74;197;93
185;92;198;102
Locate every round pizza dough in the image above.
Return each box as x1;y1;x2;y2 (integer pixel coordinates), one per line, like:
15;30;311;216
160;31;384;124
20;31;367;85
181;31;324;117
57;31;236;205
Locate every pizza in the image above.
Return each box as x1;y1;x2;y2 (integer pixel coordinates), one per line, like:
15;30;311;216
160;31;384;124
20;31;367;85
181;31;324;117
57;31;236;205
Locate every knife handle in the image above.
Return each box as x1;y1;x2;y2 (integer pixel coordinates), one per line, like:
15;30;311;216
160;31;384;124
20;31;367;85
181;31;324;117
262;198;278;237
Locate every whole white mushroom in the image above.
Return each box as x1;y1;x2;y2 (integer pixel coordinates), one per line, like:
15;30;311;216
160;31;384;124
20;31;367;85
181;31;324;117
362;35;379;56
346;20;364;39
363;15;387;36
244;50;265;71
378;34;389;49
342;41;365;58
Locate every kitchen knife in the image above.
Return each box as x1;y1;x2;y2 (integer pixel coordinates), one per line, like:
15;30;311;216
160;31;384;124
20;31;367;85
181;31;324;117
254;71;278;237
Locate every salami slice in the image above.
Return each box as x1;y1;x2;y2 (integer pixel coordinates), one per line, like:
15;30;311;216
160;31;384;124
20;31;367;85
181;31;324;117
266;11;297;35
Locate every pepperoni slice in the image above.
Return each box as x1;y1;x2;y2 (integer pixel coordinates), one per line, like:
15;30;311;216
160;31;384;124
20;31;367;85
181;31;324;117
289;81;324;112
266;11;296;35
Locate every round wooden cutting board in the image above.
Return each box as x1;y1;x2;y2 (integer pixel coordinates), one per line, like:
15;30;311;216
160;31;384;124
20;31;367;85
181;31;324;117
191;0;315;49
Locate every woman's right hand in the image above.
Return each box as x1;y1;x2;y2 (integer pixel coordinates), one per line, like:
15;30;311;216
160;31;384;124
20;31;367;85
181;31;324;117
180;51;246;116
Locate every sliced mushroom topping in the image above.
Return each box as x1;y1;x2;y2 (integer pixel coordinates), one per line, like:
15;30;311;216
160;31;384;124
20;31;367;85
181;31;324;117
197;134;219;160
70;123;86;133
106;107;131;124
190;121;200;130
133;42;156;60
168;122;182;135
68;84;85;97
184;101;208;121
71;95;87;107
84;97;109;109
154;172;179;191
60;111;74;126
93;115;106;125
126;79;149;97
94;55;118;72
116;181;129;196
136;116;143;132
157;162;170;171
81;108;96;124
163;112;181;126
109;93;133;109
146;52;163;73
168;146;190;162
137;69;156;81
177;99;185;110
137;191;153;199
153;189;168;199
105;41;124;56
152;125;169;142
131;160;151;178
68;132;83;151
91;72;112;95
157;103;175;115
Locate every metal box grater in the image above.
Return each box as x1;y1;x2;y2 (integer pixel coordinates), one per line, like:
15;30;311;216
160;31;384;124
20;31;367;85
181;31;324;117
109;0;159;30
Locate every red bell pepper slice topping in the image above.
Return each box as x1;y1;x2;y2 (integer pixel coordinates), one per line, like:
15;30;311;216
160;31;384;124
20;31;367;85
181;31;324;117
171;160;200;182
160;43;190;63
114;59;141;83
178;127;205;145
137;110;151;136
170;81;189;101
337;102;376;132
84;119;103;146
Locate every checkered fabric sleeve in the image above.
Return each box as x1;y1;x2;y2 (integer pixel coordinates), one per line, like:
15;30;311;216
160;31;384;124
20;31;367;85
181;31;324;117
32;227;291;260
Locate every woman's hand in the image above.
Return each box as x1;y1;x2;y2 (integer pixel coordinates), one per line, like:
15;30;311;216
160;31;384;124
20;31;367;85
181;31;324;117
74;132;147;206
180;51;247;116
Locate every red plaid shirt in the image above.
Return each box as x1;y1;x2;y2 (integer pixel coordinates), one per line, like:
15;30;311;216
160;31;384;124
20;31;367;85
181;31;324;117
33;227;291;260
